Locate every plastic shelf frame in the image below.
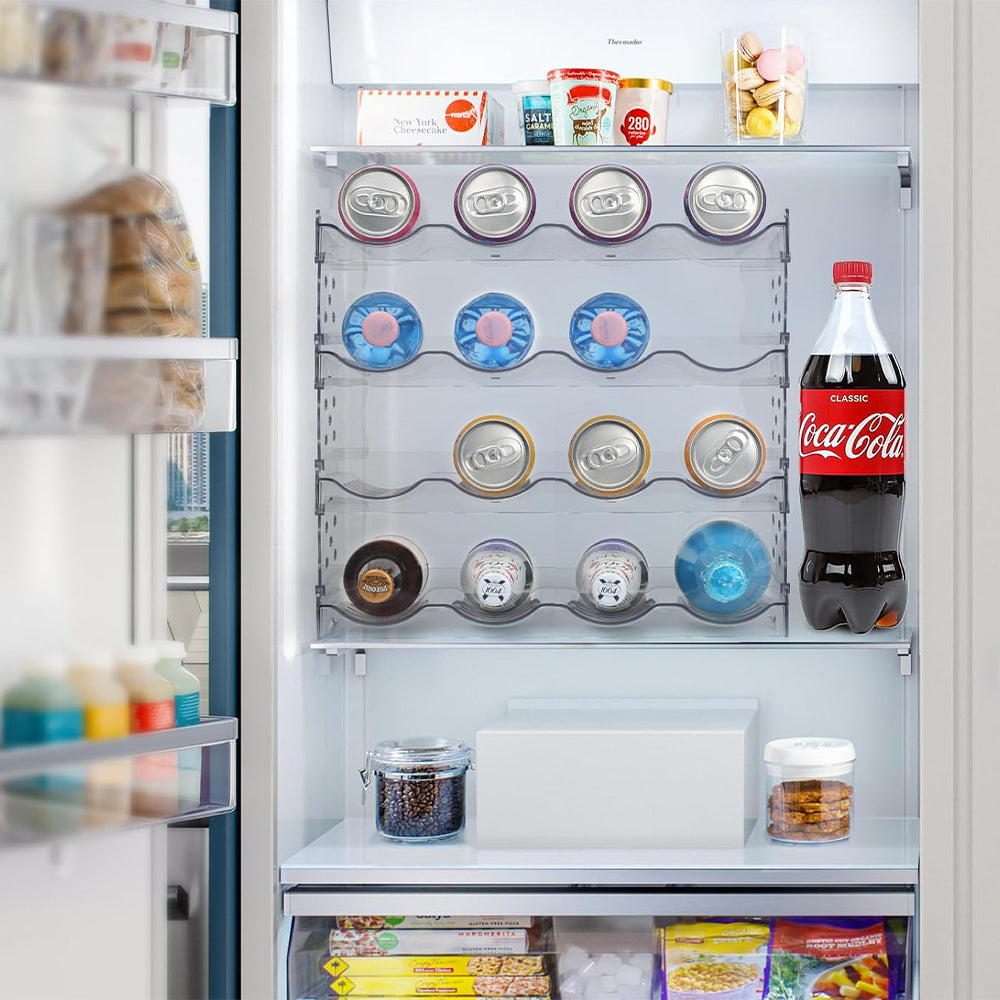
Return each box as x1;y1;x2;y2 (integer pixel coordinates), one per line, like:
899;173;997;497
0;716;237;847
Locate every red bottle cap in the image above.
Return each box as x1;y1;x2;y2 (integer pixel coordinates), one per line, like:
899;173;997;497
833;260;873;284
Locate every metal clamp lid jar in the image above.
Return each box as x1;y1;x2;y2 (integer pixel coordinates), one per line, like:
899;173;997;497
361;738;474;843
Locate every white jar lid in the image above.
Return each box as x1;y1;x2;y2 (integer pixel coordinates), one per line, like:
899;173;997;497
764;737;856;766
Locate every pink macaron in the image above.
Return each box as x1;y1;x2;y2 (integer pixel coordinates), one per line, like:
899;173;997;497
782;44;806;74
755;48;787;82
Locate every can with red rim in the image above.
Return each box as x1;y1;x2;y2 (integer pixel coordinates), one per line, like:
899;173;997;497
338;165;420;243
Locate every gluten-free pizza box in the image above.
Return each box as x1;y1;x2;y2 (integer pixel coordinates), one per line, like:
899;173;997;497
335;917;535;931
327;974;551;996
325;956;545;977
329;931;530;958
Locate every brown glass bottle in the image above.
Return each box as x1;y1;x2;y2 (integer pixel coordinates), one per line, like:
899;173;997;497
343;537;427;619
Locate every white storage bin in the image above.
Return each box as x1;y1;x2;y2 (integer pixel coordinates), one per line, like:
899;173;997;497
475;698;757;849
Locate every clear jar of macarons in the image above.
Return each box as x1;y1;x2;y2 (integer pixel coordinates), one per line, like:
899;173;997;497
721;27;807;143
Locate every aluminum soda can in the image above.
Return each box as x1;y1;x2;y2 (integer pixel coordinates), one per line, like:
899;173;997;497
455;165;536;243
338;165;420;243
569;415;651;496
453;416;535;496
683;163;765;241
684;414;766;493
569;165;651;242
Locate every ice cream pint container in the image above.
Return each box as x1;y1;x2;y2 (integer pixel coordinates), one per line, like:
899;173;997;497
547;68;619;145
614;77;672;146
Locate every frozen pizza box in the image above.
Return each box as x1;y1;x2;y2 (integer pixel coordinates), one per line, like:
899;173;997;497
328;931;530;958
325;956;545;978
334;918;535;931
327;974;551;997
357;90;504;146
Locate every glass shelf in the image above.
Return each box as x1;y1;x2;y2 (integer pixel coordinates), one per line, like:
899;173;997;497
318;217;790;265
312;626;911;653
280;816;919;888
0;1;237;106
0;336;237;433
0;716;237;846
312;145;913;170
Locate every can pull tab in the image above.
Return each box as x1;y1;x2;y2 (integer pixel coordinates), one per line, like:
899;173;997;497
349;187;410;218
706;430;749;474
468;436;521;472
467;187;523;218
696;185;754;214
582;436;640;470
583;186;637;217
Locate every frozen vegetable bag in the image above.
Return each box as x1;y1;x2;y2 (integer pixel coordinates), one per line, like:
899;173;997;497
660;920;772;1000
766;919;903;1000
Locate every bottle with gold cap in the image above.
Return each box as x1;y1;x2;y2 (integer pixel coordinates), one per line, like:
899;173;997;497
343;537;428;619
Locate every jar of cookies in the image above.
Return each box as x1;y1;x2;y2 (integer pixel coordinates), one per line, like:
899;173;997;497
764;737;854;843
721;28;807;143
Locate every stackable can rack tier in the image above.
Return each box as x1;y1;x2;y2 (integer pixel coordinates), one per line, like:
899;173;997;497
313;157;793;647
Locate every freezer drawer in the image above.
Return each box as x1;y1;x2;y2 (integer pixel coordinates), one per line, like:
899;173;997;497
283;893;914;1000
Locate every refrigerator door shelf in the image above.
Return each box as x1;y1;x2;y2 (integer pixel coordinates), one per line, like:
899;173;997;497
0;1;237;106
0;716;237;847
0;336;237;434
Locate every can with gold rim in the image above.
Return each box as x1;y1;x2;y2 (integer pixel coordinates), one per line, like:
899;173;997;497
568;415;651;496
453;416;535;497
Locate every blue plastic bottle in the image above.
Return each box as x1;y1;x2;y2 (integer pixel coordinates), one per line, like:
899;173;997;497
454;293;534;369
674;520;773;619
342;292;423;370
569;292;650;369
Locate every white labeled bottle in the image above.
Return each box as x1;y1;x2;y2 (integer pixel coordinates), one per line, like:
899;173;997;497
576;539;649;614
460;539;533;614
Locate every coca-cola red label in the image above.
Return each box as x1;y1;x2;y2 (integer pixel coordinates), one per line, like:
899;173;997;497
799;389;905;475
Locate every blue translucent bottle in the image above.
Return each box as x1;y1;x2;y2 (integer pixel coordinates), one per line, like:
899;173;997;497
343;292;423;370
569;292;649;369
454;293;534;369
675;520;772;619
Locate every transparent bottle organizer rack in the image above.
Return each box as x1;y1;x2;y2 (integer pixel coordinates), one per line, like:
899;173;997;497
315;184;790;646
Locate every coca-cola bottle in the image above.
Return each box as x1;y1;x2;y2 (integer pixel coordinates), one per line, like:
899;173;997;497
799;261;906;633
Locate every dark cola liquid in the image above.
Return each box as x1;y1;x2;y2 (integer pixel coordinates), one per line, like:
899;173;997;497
800;353;907;633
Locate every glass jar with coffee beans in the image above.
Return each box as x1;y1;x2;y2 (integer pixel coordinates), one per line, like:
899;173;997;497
361;737;474;842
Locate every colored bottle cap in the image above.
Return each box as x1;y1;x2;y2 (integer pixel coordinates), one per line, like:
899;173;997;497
361;311;400;347
833;260;872;284
475;311;514;347
590;311;629;347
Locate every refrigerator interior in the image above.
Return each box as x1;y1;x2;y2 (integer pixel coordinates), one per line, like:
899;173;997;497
270;0;919;995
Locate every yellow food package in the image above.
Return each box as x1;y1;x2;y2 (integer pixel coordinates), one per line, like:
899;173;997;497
660;921;769;999
327;974;551;997
324;957;544;978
